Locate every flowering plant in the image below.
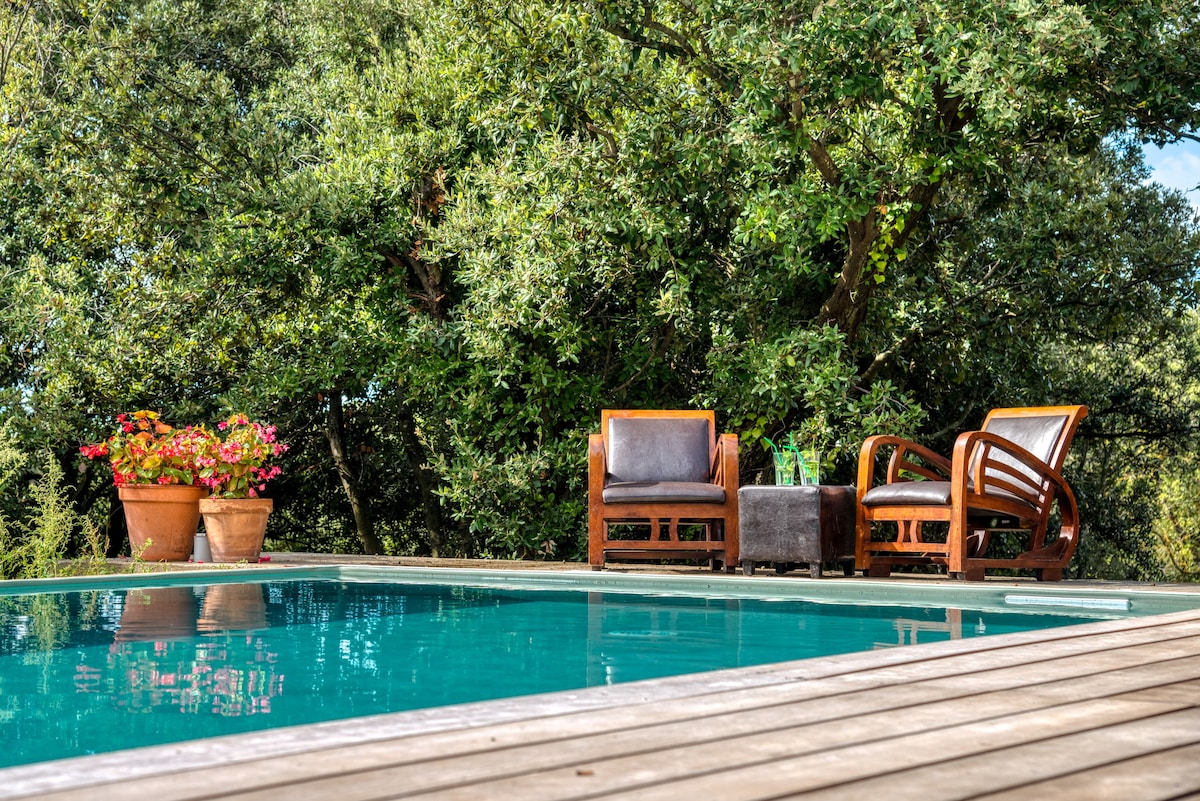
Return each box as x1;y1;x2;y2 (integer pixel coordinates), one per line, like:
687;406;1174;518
80;411;212;486
198;414;288;499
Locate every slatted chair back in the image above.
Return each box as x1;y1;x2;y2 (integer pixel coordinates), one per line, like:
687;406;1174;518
970;408;1084;507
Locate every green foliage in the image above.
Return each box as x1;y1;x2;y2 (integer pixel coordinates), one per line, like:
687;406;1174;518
0;444;27;577
701;325;926;479
1;0;1199;572
0;445;105;580
433;426;586;559
1154;459;1200;581
1047;310;1200;580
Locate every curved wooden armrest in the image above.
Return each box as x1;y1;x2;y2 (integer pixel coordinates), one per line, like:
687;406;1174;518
857;435;952;493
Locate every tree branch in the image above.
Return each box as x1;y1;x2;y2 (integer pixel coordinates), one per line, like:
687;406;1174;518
599;13;735;91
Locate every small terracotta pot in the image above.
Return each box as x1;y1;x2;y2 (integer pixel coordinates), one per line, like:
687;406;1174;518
199;497;273;562
118;484;208;561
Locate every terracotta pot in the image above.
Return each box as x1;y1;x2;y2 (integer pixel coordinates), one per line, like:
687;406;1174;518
118;484;207;561
199;497;273;562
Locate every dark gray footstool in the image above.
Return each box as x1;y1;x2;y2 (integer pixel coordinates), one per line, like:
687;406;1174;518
738;485;857;578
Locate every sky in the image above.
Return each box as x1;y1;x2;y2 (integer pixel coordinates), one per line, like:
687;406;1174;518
1143;138;1200;212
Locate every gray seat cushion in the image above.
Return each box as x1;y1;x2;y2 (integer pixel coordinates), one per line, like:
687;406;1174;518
603;481;727;504
861;480;1036;514
607;418;712;484
862;481;953;507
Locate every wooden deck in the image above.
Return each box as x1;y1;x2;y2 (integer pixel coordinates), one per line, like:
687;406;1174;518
4;605;1200;800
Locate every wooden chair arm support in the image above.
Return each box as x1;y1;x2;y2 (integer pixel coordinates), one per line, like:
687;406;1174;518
1050;477;1080;530
588;433;607;499
713;433;738;489
1042;478;1081;559
857;435;952;495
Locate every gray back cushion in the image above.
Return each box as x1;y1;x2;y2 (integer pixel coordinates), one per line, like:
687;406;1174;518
607;418;712;484
975;413;1069;487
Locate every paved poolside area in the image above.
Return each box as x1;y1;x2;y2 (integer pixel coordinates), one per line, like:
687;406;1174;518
3;557;1199;799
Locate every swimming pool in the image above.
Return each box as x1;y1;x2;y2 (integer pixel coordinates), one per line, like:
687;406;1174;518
1;566;1192;768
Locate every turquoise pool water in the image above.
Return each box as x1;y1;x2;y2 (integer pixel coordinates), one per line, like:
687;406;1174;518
0;570;1153;768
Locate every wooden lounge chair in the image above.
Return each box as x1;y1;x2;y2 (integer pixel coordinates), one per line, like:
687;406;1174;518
855;405;1088;581
588;410;739;571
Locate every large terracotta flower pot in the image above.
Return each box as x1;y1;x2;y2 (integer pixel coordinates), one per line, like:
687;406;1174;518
118;484;207;561
199;498;273;562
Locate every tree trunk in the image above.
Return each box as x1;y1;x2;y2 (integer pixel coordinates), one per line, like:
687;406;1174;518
395;399;445;557
324;391;383;555
808;88;968;341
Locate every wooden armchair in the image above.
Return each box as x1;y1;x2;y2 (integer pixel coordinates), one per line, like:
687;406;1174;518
588;410;739;571
855;405;1088;581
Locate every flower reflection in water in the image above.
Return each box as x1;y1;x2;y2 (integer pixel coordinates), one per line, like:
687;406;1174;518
82;585;283;718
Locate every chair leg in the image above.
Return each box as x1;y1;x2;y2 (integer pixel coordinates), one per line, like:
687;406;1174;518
588;512;604;568
1036;568;1064;582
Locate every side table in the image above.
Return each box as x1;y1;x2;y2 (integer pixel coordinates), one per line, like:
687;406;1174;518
737;484;857;578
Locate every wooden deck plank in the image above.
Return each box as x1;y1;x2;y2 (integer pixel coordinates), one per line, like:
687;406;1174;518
570;704;1200;801
7;612;1200;801
213;668;1200;801
970;742;1200;801
797;622;1200;687
28;634;1200;801
390;689;1200;801
791;708;1200;801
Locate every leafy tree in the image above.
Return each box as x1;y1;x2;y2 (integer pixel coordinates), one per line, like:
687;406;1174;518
2;0;1199;571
